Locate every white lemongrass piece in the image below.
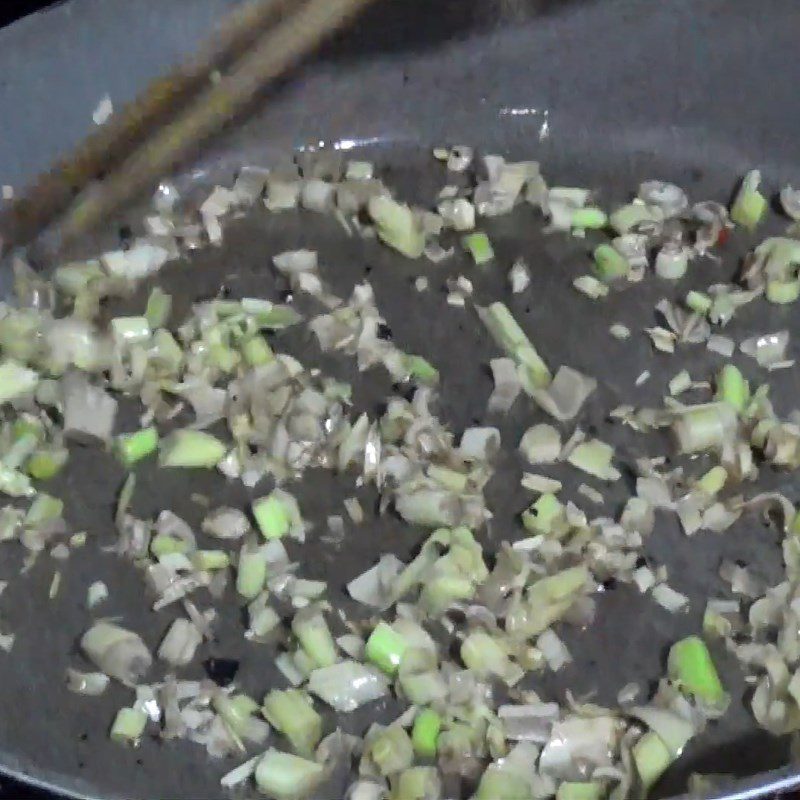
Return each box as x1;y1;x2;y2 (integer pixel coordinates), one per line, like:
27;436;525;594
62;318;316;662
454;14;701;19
459;427;501;461
740;330;789;367
577;484;604;504
669;370;692;396
102;242;170;280
81;622;152;685
344;497;364;524
567;439;621;481
92;94;114;124
273;249;318;275
531;366;596;422
308;661;389;711
537;629;571;671
66;668;110;696
519;424;561;465
86;581;109;609
488;357;522;413
158;618;202;667
62;373;117;443
437;198;475;231
707;335;735;357
447;146;473;172
610;323;631;340
646;327;676;353
202;508;250;540
780;186;800;221
651;583;689;613
347;555;405;609
509;259;531;293
221;756;259;789
633;566;656;593
573;275;609;299
636;370;651;387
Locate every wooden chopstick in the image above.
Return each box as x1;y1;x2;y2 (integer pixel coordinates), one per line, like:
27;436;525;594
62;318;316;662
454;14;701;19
0;0;296;256
4;0;374;261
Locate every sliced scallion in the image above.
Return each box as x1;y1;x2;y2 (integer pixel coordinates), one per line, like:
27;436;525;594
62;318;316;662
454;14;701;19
262;689;322;755
411;708;441;758
115;427;159;468
365;622;408;676
593;243;630;282
462;232;495;265
667;635;726;706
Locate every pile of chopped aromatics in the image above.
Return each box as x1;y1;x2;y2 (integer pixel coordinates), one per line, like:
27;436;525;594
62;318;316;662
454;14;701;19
2;148;800;800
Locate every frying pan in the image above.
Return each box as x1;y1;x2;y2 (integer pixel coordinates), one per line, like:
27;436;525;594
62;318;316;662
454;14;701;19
0;0;799;798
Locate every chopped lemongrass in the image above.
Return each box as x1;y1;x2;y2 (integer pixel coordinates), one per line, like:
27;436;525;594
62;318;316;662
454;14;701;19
242;335;274;366
25;493;63;526
593;243;630;282
522;493;563;535
0;361;39;404
609;323;631;340
556;782;604;800
144;287;172;328
519;424;561;464
253;493;291;540
669;369;692;396
262;689;322;755
26;447;68;480
395;767;441;800
633;731;673;794
365;622;408;675
368;195;425;258
158;430;226;468
411;708;441;758
111;315;151;345
191;549;230;571
572;207;607;230
686;290;712;315
115;427;159;468
462;232;495;265
655;244;689;280
672;402;737;454
237;543;267;599
461;630;522;685
369;725;414;776
716;364;749;412
110;707;148;745
477;302;551;389
731;169;767;229
697;466;727;497
254;749;323;800
766;278;800;304
291;607;338;669
567;439;621;481
404;355;439;386
668;635;726;706
573;274;609;299
609;201;661;234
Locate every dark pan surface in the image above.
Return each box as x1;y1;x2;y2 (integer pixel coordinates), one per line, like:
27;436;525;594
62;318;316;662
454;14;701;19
0;2;799;799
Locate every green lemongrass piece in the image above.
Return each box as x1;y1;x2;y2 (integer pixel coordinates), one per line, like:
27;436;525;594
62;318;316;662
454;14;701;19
0;465;34;497
109;707;148;745
116;427;159;468
668;635;726;705
567;439;620;481
427;465;468;493
477;302;551;388
556;782;604;800
192;549;230;571
411;708;441;758
150;533;190;558
365;622;408;676
697;466;727;497
521;492;563;535
111;315;151;345
405;355;439;386
291;607;338;669
159;430;226;468
609;202;660;234
766;278;800;305
255;749;323;800
26;447;68;480
368;195;425;259
672;402;737;454
25;493;63;526
4;431;38;470
572;207;607;230
731;170;767;230
633;731;673;794
145;287;172;329
262;689;322;755
394;767;441;800
242;335;274;367
461;630;516;682
54;261;104;296
253;493;291;540
593;243;630;282
462;232;495;265
0;361;39;404
209;344;240;373
686;290;712;315
213;693;259;737
474;765;532;800
716;365;749;412
370;725;414;776
151;329;183;373
237;543;267;599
